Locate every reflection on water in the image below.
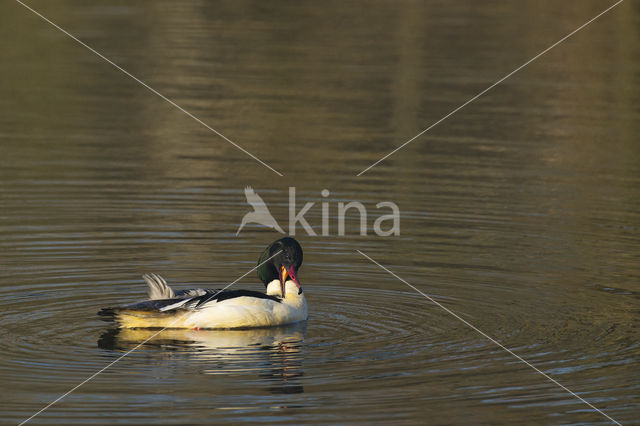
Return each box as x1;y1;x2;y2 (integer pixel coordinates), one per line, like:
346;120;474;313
98;323;306;394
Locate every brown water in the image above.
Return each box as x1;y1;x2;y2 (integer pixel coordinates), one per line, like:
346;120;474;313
1;1;639;424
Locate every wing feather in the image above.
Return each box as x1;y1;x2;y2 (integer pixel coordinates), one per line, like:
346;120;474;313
144;273;175;299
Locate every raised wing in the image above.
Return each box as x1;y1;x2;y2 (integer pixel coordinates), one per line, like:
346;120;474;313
244;186;269;211
144;273;175;299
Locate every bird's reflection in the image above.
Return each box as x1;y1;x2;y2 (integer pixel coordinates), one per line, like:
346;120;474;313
98;322;306;394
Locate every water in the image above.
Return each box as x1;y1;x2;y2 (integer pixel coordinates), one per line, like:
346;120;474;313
1;0;639;424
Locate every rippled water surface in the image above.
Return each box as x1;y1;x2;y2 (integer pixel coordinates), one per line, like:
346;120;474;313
1;1;640;424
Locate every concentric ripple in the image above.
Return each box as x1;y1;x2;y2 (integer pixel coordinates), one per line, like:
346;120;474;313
1;255;638;425
2;1;640;421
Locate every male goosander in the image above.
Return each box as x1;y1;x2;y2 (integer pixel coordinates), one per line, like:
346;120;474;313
99;237;307;329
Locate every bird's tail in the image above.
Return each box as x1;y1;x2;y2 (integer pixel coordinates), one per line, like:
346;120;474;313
98;273;191;328
272;222;286;234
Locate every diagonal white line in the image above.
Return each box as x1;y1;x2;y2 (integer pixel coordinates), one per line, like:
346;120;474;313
356;250;621;425
199;250;282;306
19;250;283;426
13;0;283;177
357;0;624;176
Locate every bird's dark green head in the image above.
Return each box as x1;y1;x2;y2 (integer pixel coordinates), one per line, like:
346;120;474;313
257;237;303;296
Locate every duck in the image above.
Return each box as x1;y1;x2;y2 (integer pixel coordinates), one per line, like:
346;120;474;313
99;237;307;329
